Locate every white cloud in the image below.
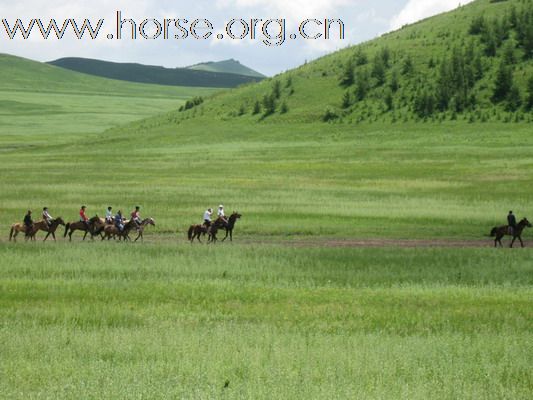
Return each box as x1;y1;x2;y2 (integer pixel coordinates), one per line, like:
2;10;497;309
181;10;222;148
390;0;475;30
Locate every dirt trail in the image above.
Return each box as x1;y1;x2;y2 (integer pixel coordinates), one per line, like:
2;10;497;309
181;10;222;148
1;234;521;248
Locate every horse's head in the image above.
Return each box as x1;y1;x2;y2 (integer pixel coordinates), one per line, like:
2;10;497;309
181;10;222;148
55;217;65;226
89;215;100;223
521;218;532;228
230;212;242;220
141;218;155;226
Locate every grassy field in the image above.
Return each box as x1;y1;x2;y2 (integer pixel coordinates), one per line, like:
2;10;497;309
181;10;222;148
1;243;532;399
1;1;533;397
0;54;217;147
1;120;532;241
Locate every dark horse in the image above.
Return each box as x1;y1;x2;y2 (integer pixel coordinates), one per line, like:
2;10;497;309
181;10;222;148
208;212;242;243
490;218;532;248
220;212;242;242
188;224;208;243
64;215;102;241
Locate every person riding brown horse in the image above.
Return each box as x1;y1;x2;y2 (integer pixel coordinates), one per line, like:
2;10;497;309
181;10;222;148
32;217;66;241
64;215;102;241
102;218;137;241
490;217;532;248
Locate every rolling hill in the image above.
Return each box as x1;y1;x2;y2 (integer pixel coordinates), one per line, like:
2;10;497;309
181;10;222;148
48;57;264;88
0;53;217;145
171;0;532;124
187;59;265;78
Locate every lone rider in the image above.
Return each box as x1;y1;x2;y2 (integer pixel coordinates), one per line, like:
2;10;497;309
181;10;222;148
105;206;113;224
80;205;90;232
115;210;125;232
42;207;53;226
508;211;517;235
24;210;33;238
203;208;213;227
217;205;228;224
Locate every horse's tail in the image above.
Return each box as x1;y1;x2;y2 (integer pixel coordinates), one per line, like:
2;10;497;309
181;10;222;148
490;227;498;237
9;226;14;241
187;225;194;240
64;223;70;237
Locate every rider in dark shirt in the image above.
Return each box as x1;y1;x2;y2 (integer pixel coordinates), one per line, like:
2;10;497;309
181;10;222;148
23;210;33;237
508;211;517;235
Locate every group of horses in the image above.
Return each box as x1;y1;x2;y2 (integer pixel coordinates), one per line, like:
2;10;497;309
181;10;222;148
7;212;529;247
9;215;155;242
188;212;242;243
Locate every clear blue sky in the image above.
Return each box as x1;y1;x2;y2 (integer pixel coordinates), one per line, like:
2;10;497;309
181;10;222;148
0;0;474;76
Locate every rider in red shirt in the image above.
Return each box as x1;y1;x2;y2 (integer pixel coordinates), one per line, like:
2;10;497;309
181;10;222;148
131;206;141;227
79;206;90;230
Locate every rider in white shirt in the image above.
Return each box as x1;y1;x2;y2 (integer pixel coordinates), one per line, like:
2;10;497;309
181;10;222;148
203;208;213;227
217;205;228;223
105;207;113;224
42;207;53;226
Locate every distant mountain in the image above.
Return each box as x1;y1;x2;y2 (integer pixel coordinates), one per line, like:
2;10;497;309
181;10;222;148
47;58;264;88
187;59;265;78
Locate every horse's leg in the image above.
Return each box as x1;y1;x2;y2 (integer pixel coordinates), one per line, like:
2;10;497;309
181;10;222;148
44;232;50;242
519;236;524;248
510;236;516;248
222;229;229;242
82;230;88;241
52;232;56;241
230;229;233;242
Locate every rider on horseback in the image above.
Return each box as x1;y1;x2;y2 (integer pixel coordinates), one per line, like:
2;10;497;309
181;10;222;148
105;206;113;224
217;205;228;224
24;210;33;238
42;207;53;226
115;210;125;232
131;206;141;227
80;206;90;232
203;208;213;227
508;211;517;235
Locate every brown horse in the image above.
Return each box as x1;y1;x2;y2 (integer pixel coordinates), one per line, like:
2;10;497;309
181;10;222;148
64;216;102;241
220;212;242;242
102;218;137;241
490;218;532;248
131;218;155;242
206;217;230;244
9;222;34;242
32;218;66;241
188;224;208;243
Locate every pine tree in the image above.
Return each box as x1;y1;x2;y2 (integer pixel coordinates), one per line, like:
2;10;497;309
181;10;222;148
272;81;281;99
341;91;351;109
262;94;276;116
389;70;399;93
525;76;533;111
252;100;261;115
280;101;288;114
506;84;521;112
492;62;513;103
354;69;370;101
371;55;386;86
354;49;368;66
340;60;354;86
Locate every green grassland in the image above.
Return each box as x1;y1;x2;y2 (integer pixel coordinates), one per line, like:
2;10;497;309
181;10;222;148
0;54;217;146
1;0;533;398
1;243;532;399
